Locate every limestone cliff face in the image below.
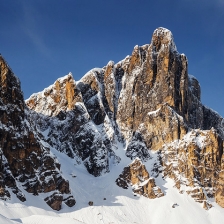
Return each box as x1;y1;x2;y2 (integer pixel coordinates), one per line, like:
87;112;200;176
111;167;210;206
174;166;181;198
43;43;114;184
0;56;75;210
8;27;224;209
104;28;224;144
159;129;223;209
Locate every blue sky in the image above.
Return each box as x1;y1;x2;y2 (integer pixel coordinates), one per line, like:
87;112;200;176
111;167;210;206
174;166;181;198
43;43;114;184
1;0;224;116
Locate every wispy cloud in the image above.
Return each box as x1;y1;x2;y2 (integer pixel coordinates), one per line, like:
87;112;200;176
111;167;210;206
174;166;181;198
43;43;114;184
183;0;224;8
19;1;52;59
217;0;224;7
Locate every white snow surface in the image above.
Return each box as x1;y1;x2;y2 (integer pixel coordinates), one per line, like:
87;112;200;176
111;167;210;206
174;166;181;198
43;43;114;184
1;142;224;224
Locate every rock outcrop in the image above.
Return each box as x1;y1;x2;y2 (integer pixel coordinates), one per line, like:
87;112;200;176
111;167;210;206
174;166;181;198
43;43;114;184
116;158;164;198
160;129;223;208
26;73;82;116
26;73;120;177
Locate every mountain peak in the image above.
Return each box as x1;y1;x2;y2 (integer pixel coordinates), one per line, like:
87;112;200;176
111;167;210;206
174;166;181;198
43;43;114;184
151;27;177;51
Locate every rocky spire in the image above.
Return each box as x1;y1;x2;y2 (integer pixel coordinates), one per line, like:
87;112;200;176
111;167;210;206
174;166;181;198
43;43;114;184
151;27;177;52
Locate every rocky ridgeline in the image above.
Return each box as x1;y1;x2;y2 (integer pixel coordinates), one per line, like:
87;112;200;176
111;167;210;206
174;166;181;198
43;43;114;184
26;73;120;177
0;27;224;210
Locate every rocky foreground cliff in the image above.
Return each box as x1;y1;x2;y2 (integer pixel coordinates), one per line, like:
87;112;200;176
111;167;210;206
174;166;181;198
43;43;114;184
0;56;76;210
1;27;224;211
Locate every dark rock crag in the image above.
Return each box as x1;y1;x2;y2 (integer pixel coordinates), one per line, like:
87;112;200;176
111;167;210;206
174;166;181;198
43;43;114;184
116;158;164;198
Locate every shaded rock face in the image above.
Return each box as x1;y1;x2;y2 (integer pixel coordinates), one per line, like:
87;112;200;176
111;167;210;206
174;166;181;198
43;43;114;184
44;193;76;211
45;193;63;211
0;56;74;210
26;71;120;177
125;132;151;161
116;158;164;199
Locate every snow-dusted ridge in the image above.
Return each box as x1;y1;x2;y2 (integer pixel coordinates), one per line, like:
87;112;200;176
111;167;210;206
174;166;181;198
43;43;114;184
26;72;74;101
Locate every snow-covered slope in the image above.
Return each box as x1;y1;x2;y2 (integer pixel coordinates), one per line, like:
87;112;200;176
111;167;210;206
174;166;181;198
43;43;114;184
1;147;224;224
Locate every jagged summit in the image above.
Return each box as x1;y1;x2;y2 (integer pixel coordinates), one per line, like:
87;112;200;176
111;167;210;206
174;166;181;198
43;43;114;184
151;27;177;52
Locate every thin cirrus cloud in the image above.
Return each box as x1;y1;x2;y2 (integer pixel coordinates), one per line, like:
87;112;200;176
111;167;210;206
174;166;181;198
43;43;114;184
19;1;52;59
217;0;224;6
